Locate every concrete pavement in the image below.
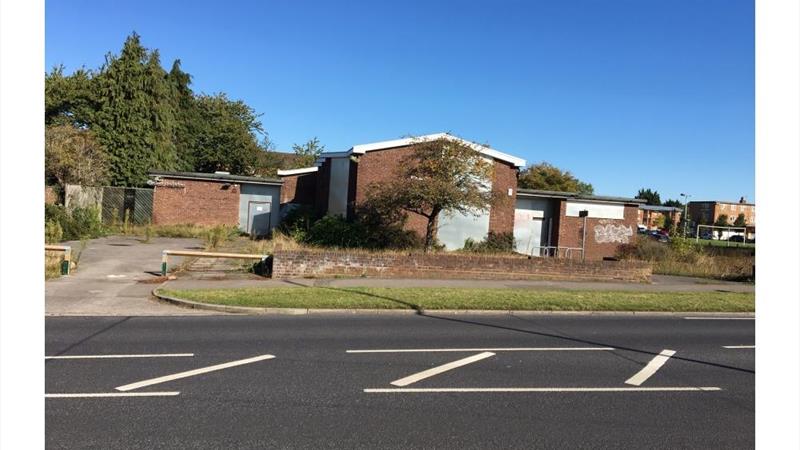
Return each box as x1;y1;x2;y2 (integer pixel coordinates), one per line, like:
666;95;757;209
45;236;216;316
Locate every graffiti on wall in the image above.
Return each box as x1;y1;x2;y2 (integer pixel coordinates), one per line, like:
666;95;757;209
594;223;633;244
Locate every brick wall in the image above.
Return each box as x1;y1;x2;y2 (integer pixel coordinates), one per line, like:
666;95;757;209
280;172;317;205
152;178;239;226
354;146;432;238
272;249;651;282
556;201;640;261
488;161;517;235
314;159;331;217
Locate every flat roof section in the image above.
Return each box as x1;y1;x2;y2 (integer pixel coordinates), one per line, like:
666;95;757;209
516;188;645;205
149;170;282;186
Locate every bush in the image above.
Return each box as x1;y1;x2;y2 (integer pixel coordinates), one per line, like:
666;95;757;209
45;204;104;241
45;220;63;244
462;232;516;253
305;215;368;248
202;225;239;250
279;205;316;243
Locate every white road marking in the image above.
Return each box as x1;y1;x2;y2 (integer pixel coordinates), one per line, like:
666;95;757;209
684;317;754;320
347;347;614;353
46;353;194;360
390;352;495;387
364;387;721;393
115;354;275;392
625;349;676;386
723;345;755;349
46;392;180;398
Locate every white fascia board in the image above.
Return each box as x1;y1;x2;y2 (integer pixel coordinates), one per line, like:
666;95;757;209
277;166;319;176
349;133;526;167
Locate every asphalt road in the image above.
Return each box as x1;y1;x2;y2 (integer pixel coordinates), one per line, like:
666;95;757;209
46;314;754;449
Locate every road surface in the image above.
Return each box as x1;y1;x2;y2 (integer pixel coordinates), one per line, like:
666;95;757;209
46;313;754;449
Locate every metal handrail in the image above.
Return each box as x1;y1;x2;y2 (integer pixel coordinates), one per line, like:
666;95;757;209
528;246;584;259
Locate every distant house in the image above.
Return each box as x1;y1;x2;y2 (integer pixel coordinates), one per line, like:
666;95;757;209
149;170;282;238
687;198;755;239
637;205;682;231
279;133;643;260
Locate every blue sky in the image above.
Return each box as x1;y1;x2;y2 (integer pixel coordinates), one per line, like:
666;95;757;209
45;0;754;202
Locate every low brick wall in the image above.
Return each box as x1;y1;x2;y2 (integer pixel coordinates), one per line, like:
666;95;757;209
272;249;652;283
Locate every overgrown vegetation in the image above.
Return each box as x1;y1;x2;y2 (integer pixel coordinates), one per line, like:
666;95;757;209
518;162;594;195
45;205;105;241
618;236;754;281
462;232;516;253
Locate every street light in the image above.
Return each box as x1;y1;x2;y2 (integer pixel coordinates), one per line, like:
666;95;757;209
680;193;691;236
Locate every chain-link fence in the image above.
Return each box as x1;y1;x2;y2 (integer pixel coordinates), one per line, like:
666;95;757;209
101;186;153;225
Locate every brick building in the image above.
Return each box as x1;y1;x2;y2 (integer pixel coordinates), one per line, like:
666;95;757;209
688;198;755;227
279;133;642;260
637;205;682;231
150;171;282;237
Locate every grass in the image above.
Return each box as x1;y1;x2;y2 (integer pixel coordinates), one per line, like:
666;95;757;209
694;239;755;249
158;287;754;312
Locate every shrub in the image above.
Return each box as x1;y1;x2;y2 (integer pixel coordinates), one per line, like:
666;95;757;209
203;225;239;250
305;215;368;248
462;232;516;253
45;220;63;244
45;204;104;241
279;205;316;243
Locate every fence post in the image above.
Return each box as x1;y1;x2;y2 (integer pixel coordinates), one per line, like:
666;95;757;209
161;251;168;276
61;247;71;275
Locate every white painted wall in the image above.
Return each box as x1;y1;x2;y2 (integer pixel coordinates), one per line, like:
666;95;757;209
327;157;350;217
437;208;490;250
566;201;624;219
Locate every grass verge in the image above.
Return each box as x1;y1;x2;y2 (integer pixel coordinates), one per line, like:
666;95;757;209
158;287;754;312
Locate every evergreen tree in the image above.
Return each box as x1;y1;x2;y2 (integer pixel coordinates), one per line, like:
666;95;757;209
92;33;178;186
636;188;661;205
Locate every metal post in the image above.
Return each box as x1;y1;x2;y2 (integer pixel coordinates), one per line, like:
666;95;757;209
579;210;589;262
681;193;690;237
61;246;71;276
161;251;168;276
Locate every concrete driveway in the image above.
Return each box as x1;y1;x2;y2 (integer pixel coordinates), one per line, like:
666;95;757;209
45;236;220;316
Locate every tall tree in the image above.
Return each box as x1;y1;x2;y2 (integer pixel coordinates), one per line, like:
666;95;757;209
189;93;265;174
292;137;325;167
663;198;684;208
92;33;178;186
714;214;730;238
45;125;109;186
734;213;747;227
45;65;96;127
367;137;498;252
518;162;594;195
167;59;200;171
636;188;661;205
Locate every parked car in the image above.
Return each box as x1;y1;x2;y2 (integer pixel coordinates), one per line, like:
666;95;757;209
728;235;745;243
648;230;670;243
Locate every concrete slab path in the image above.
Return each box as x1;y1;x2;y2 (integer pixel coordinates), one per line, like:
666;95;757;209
46;236;220;316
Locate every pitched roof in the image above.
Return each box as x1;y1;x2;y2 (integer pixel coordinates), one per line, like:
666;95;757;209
317;133;526;167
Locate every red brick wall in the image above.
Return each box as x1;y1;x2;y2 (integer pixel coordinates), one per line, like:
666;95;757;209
354;145;515;240
272;248;651;282
556;201;639;260
354;146;430;238
152;178;239;226
488;161;517;235
280;173;317;205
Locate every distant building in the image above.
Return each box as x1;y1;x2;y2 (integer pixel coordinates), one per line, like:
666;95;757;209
637;205;682;231
688;198;755;226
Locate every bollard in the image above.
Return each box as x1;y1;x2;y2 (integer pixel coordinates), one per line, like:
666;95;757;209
61;247;71;275
161;251;168;276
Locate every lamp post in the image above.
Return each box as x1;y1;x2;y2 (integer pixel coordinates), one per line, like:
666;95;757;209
680;193;690;237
